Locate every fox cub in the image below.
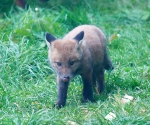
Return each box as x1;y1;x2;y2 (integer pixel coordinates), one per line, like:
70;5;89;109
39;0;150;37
46;25;113;108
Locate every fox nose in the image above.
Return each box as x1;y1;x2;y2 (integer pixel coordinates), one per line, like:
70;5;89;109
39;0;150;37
63;76;70;82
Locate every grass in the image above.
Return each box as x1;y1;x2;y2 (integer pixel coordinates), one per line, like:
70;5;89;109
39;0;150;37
0;0;150;124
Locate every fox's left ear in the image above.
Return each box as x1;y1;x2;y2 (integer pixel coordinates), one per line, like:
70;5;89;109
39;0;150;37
73;31;84;44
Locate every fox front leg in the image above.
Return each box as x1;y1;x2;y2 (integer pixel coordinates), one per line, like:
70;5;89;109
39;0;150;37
81;70;94;102
55;75;69;108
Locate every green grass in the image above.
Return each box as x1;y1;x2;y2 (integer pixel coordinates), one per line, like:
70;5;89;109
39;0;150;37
0;0;150;124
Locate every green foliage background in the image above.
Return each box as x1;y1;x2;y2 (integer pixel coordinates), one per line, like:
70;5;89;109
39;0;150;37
0;0;150;124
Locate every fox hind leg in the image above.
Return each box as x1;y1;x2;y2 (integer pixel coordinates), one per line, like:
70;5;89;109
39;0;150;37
96;69;105;93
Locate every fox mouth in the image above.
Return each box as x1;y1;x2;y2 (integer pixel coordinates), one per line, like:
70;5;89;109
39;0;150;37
59;75;73;83
62;76;70;82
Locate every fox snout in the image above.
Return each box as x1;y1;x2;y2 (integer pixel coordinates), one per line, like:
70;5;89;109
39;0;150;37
59;74;72;83
62;76;70;82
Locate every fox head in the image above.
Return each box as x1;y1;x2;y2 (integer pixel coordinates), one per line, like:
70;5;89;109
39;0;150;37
46;31;84;82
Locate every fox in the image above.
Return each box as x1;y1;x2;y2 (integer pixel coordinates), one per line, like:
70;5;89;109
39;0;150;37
46;25;113;108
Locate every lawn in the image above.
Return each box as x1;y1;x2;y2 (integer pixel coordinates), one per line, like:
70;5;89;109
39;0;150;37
0;0;150;124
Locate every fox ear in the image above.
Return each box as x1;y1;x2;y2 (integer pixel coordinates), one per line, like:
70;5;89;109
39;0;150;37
46;32;56;44
73;31;84;43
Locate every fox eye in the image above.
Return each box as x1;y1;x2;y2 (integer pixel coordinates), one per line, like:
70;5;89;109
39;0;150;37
70;61;75;66
56;62;62;67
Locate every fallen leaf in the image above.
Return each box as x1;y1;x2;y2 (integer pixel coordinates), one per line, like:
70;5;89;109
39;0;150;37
121;94;134;104
124;94;134;100
105;112;116;121
67;121;78;125
121;98;131;104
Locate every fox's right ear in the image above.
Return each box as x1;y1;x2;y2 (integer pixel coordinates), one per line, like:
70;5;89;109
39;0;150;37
74;31;84;50
46;32;56;44
73;31;84;43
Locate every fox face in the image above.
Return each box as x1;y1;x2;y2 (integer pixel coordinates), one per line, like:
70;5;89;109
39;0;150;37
46;31;84;82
